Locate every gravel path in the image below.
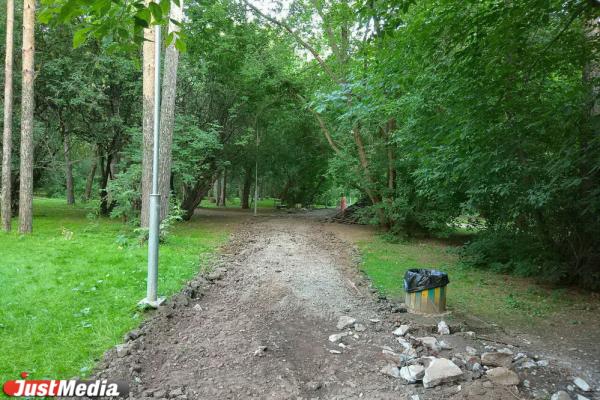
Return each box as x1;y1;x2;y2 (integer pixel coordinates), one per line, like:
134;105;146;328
94;216;597;400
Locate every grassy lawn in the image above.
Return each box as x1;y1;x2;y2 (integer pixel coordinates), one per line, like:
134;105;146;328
359;235;599;328
0;198;230;387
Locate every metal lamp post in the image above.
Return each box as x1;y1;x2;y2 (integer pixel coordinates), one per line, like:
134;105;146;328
140;21;165;308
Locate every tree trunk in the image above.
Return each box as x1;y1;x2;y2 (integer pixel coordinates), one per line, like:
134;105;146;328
217;170;226;207
241;167;252;209
99;152;114;216
61;125;75;205
83;154;97;202
140;3;156;228
158;0;184;221
180;171;215;220
18;0;35;234
1;0;14;232
215;172;222;206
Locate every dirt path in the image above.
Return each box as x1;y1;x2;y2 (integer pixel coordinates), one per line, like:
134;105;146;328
96;216;598;400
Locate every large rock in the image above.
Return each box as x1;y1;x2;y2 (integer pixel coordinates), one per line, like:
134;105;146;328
573;377;591;392
481;352;513;368
393;325;411;336
486;367;520;386
336;316;356;330
381;364;402;379
400;364;425;383
422;358;463;388
550;391;571;400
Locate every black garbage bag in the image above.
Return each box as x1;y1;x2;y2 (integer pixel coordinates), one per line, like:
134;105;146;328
403;269;449;293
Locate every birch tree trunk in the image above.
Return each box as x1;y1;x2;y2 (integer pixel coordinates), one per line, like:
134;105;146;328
18;0;35;234
1;0;14;232
140;1;156;228
158;0;184;221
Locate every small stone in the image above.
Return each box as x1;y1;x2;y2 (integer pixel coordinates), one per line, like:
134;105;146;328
393;325;410;336
115;344;130;358
573;377;591;392
523;379;530;388
403;347;418;360
169;388;184;397
381;364;402;378
411;396;420;400
550;391;571;400
329;349;341;354
328;332;349;343
354;323;366;332
437;321;450;335
481;352;513;368
400;364;425;383
466;346;478;356
369;318;381;323
337;316;356;330
206;268;226;281
486;367;520;386
124;330;141;342
254;346;267;356
517;359;538;369
576;395;590;400
422;357;463;388
438;340;452;350
397;337;411;350
513;352;527;361
305;381;322;391
417;336;441;352
193;304;202;311
536;359;549;367
153;389;167;398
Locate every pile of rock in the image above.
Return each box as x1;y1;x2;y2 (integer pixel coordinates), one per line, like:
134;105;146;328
379;320;530;392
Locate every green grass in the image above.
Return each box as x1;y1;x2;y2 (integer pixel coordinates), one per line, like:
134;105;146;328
359;234;598;327
0;198;230;387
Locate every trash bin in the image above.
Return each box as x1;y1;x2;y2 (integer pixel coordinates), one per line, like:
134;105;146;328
404;269;449;314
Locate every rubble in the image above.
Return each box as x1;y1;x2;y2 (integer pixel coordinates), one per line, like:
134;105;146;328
381;364;402;379
573;377;591;392
551;391;571;400
400;364;425;383
486;367;520;386
393;325;411;337
481;351;513;368
336;316;356;330
422;358;463;388
328;332;349;343
437;321;450;335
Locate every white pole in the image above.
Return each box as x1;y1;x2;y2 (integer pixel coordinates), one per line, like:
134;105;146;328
141;19;164;308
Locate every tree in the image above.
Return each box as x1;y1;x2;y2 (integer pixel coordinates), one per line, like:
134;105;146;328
1;0;15;231
140;0;156;228
157;0;184;221
18;0;36;233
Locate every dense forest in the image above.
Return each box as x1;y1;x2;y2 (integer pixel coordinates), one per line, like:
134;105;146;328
0;0;599;288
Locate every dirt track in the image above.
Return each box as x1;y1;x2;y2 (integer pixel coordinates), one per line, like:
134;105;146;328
95;216;598;400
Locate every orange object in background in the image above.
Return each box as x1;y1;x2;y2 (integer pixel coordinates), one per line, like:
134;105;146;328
340;196;347;212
